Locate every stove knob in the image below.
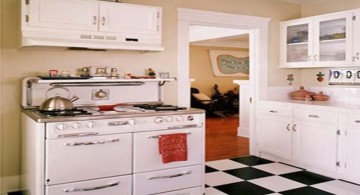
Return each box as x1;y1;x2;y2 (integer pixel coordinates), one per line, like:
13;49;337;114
165;116;173;122
154;117;164;124
71;122;81;130
85;121;95;128
176;116;183;122
127;119;135;125
56;123;66;130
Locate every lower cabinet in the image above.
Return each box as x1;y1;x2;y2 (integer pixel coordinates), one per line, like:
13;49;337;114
338;113;360;184
256;104;338;172
256;114;292;160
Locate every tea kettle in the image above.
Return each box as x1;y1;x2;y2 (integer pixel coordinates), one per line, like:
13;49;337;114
39;86;79;111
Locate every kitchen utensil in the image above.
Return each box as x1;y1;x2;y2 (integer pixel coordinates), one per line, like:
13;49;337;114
39;86;79;111
289;86;316;100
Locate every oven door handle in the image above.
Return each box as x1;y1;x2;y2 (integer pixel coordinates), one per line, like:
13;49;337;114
167;124;198;129
63;139;120;146
58;132;99;138
148;132;191;139
63;181;120;192
147;171;192;180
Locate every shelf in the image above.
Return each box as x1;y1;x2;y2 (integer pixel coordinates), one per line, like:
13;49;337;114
319;38;346;43
287;42;308;46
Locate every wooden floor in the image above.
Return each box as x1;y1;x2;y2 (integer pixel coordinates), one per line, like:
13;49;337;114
205;116;249;161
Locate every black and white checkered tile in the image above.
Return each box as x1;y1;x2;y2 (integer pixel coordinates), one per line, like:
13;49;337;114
205;156;360;195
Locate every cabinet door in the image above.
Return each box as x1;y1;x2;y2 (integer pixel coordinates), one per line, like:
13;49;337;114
28;0;99;31
99;3;160;35
339;127;360;184
280;20;314;68
313;12;353;66
353;10;360;64
293;121;337;171
256;115;292;160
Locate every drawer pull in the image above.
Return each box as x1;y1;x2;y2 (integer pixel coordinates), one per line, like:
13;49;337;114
58;132;99;138
148;132;192;139
63;181;119;192
293;124;297;132
63;139;120;146
355;120;360;123
308;114;319;118
148;170;192;180
269;110;278;113
168;124;198;129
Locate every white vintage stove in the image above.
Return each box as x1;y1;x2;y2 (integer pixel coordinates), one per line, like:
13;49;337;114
21;77;205;195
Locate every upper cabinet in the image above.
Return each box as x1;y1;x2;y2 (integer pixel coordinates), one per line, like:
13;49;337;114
21;0;163;51
280;11;354;68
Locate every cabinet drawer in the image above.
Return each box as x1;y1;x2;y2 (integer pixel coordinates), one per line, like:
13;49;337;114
45;134;132;185
257;106;292;117
133;165;203;195
293;109;337;124
46;175;131;195
133;128;204;173
156;187;203;195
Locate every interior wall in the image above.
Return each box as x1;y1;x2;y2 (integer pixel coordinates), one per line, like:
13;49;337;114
299;1;360;87
0;0;301;192
190;46;248;97
0;0;3;192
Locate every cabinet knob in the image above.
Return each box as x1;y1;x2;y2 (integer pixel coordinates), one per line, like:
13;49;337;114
102;17;106;26
93;16;97;25
293;124;297;132
286;124;291;131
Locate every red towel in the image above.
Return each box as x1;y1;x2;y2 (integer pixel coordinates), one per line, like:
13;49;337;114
158;133;188;163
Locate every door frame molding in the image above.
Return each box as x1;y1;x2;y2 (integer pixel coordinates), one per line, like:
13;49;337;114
177;8;270;155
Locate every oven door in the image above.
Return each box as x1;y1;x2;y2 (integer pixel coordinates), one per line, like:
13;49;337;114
45;133;132;185
133;127;204;173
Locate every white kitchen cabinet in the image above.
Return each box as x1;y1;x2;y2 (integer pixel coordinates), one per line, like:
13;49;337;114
256;104;338;172
338;113;360;184
292;115;337;171
280;11;353;68
352;10;360;64
27;0;99;31
99;3;160;35
256;114;293;161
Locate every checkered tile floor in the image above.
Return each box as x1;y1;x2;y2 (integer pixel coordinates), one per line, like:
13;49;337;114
205;156;360;195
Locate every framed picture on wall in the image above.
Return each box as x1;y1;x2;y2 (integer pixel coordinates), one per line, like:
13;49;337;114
208;50;249;77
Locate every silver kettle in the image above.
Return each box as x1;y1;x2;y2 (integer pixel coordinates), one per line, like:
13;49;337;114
39;87;79;111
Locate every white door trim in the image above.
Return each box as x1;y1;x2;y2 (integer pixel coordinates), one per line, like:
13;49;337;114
177;8;270;155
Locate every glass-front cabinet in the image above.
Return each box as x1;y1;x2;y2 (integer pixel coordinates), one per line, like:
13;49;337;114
280;11;353;68
353;10;360;65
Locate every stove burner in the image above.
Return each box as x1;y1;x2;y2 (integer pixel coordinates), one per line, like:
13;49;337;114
39;109;92;117
133;104;187;111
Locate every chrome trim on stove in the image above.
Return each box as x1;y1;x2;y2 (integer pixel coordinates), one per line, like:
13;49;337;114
63;181;120;192
63;139;120;146
148;132;192;139
58;132;99;138
168;124;199;129
147;171;192;180
50;81;145;87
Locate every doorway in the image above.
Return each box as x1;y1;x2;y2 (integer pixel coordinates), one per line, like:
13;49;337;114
177;8;271;157
189;25;251;161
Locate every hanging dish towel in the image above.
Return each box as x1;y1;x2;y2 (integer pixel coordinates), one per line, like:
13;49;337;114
159;133;188;163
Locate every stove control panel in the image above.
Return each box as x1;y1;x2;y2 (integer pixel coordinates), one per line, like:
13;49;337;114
46;114;204;139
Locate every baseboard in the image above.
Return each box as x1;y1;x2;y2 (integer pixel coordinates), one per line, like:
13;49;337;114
1;175;20;194
237;127;249;138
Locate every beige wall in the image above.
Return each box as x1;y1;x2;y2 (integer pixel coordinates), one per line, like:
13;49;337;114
0;0;3;192
0;0;301;192
190;46;248;97
299;0;360;87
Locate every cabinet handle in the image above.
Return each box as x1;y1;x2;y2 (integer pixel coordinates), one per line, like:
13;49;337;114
355;120;360;123
63;182;120;192
293;124;297;132
93;16;97;25
308;114;319;118
102;17;106;25
286;124;290;131
356;52;360;60
147;170;192;180
313;54;317;62
63;139;120;146
308;55;312;62
269;110;278;113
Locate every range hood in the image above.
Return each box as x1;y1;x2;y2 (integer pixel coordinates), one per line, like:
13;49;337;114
20;0;163;51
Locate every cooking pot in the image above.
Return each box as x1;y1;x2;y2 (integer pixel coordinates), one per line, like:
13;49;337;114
39;86;79;111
